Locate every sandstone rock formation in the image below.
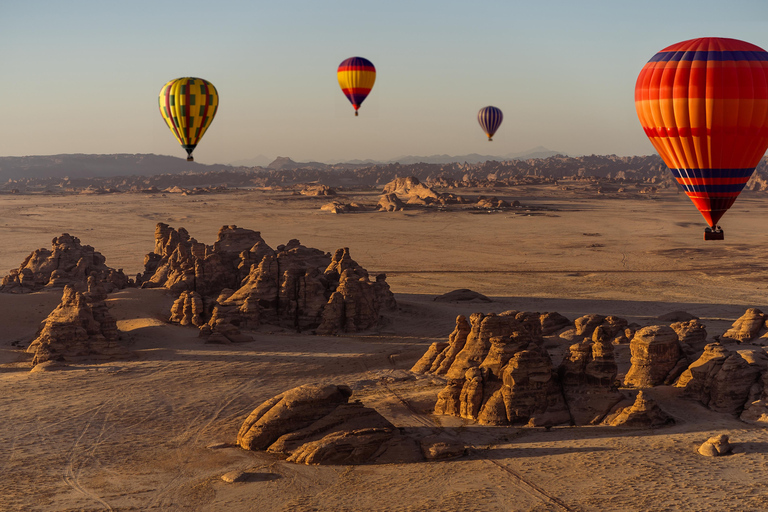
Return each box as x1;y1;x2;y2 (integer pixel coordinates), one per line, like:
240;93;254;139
675;343;767;415
698;434;732;457
476;196;511;208
376;193;405;212
433;289;492;303
26;280;128;367
623;326;685;387
320;201;366;213
381;176;466;206
414;311;623;427
139;223;269;295
540;312;571;336
300;184;336;196
740;369;768;425
603;391;673;428
558;337;624;425
237;383;451;465
142;224;396;336
560;314;629;344
169;290;204;326
721;308;766;343
1;234;130;293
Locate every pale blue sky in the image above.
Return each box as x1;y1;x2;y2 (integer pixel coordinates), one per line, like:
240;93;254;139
1;0;767;164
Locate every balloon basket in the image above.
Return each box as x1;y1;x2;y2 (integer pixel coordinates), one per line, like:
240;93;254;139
187;156;194;162
704;226;724;241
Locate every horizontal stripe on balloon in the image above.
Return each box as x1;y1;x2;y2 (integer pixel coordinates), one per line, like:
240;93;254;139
642;126;768;138
338;65;376;72
341;87;373;94
670;168;754;179
678;183;747;193
648;50;768;62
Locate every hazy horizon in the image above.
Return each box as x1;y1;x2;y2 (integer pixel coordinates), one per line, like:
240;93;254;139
3;1;767;164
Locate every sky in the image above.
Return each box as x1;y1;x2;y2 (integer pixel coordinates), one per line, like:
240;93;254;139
1;0;768;165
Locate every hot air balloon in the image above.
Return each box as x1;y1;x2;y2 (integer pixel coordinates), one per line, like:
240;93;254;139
478;106;503;141
337;57;375;116
159;77;219;161
635;37;768;240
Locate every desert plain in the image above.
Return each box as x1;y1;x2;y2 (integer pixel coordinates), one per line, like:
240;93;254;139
3;184;768;511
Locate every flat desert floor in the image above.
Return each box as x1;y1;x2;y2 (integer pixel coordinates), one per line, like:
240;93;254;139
3;186;768;511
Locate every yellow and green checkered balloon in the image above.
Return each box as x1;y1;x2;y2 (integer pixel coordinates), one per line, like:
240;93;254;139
158;77;218;161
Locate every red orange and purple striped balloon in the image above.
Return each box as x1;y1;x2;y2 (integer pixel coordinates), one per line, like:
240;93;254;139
337;57;376;116
478;106;503;141
635;37;768;228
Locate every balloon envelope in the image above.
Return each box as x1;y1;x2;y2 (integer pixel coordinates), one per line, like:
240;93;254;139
337;57;375;115
478;106;503;141
635;37;768;227
159;77;219;161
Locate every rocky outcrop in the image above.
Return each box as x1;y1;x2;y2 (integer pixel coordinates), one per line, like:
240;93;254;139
560;315;629;344
558;337;624;425
140;223;269;295
671;319;707;347
698;434;732;457
414;311;622;427
300;184;335;196
381;176;466;206
1;234;130;293
142;224;396;336
721;308;767;343
740;371;768;425
476;196;511;209
376;193;406;212
26;280;128;367
676;343;767;415
540;312;571;335
623;326;685;387
433;289;491;303
320;202;366;214
603;391;673;428
169;290;204;326
237;384;454;465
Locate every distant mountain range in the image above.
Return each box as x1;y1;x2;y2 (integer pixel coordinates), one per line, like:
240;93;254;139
0;153;228;180
1;148;565;180
254;146;564;168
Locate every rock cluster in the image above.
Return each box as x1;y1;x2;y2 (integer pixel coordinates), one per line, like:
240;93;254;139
139;223;267;295
26;279;128;367
155;224;396;336
413;311;633;427
623;326;686;387
675;343;767;415
1;234;130;293
603;391;673;428
433;289;492;303
559;314;631;344
299;184;336;196
381;176;467;206
698;434;732;457
320;201;366;214
376;193;405;212
721;308;767;343
740;371;768;424
237;384;461;464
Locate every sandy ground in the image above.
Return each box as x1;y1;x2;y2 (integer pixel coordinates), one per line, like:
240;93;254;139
3;186;768;511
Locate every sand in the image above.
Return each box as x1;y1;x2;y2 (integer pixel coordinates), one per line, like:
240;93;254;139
2;186;768;511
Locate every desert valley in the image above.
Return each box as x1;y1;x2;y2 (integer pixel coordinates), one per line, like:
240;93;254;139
4;157;768;511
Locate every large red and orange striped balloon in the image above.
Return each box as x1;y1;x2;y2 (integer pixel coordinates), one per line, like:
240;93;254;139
337;57;375;116
635;37;768;228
